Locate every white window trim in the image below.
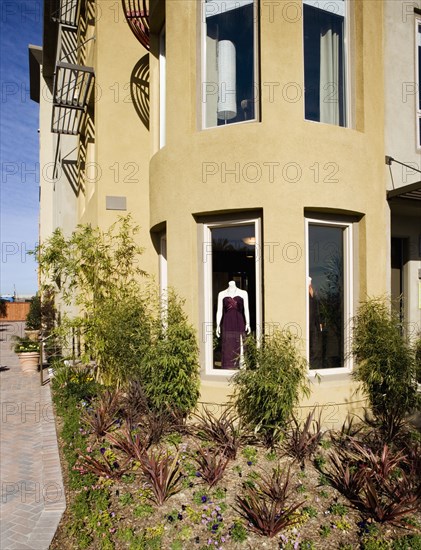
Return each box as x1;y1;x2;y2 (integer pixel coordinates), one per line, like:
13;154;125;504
344;0;351;127
204;0;253;18
303;0;345;17
159;234;168;307
416;18;421;150
302;0;351;128
201;0;259;130
202;217;262;376
305;217;353;375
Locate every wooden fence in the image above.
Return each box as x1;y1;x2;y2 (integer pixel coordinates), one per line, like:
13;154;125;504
0;302;30;322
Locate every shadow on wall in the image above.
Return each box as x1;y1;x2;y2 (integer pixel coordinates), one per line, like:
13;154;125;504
62;158;79;196
130;54;149;130
77;113;95;197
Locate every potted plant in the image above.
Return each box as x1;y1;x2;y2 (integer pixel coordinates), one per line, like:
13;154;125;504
12;337;40;373
25;294;41;341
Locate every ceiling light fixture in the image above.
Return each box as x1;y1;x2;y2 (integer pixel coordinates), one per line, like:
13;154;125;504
242;237;256;246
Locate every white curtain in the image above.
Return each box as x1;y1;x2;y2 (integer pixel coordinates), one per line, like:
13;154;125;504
217;40;237;121
319;28;340;125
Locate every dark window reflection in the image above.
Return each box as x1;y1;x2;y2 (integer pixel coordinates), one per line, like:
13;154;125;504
308;224;344;369
304;3;346;126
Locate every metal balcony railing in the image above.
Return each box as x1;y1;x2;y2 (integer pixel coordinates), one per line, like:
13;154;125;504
51;61;94;134
39;326;97;386
122;0;150;50
51;0;81;27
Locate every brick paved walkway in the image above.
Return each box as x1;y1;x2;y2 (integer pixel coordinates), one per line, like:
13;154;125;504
0;322;65;549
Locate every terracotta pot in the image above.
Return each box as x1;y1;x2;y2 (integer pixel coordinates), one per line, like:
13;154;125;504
17;352;40;373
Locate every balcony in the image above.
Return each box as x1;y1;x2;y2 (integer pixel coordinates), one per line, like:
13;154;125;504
122;0;149;50
51;61;94;135
51;0;81;28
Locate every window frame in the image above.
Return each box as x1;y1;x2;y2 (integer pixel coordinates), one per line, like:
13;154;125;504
302;0;351;128
159;233;167;301
416;18;421;150
159;25;166;148
200;0;260;130
305;217;354;375
202;216;262;376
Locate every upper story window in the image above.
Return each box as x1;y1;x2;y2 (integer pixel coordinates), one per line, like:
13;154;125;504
303;0;348;127
417;20;421;148
201;0;258;129
159;26;166;148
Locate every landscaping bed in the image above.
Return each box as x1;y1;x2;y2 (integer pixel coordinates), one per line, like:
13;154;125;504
38;221;421;550
49;377;421;550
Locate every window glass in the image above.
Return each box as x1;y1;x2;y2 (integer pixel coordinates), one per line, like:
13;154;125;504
308;224;345;369
303;0;347;126
159;26;166;148
202;220;261;373
417;22;421;147
202;0;257;128
418;23;421;111
211;224;256;369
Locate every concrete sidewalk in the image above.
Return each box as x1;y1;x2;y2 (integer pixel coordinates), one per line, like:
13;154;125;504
0;322;65;549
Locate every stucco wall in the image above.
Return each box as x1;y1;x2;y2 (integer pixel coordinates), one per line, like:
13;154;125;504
147;0;388;424
78;0;157;277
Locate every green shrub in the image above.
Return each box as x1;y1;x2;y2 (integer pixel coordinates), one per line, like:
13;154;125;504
36;217;199;401
142;290;200;416
0;299;7;318
231;330;310;447
25;294;41;330
352;297;419;440
42;288;56;322
85;291;151;386
35;216;148;386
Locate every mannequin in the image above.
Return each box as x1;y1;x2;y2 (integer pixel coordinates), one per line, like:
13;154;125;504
216;281;251;369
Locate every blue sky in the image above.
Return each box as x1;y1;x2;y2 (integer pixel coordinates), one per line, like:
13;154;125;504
0;1;42;296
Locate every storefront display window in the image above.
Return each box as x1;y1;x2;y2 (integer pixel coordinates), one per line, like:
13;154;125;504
307;219;353;371
202;219;261;374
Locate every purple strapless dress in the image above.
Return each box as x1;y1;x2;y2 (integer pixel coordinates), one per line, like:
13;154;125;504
221;295;246;369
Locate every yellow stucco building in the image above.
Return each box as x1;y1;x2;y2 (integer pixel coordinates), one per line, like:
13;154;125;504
30;0;421;428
